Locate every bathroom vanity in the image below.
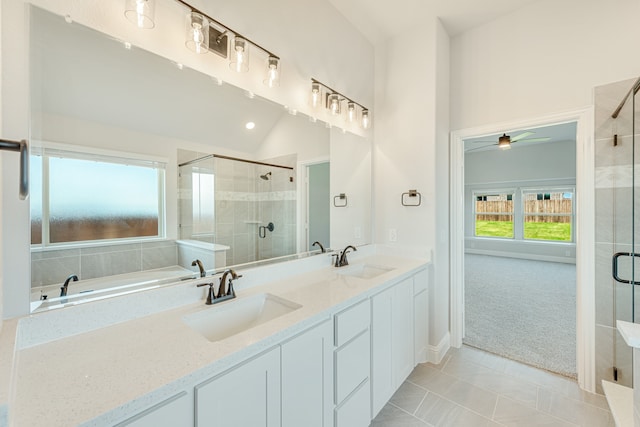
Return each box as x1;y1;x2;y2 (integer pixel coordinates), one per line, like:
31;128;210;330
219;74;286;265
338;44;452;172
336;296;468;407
1;245;429;426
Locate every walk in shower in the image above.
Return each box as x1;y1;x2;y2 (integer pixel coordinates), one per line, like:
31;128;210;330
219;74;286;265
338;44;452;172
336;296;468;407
595;76;640;391
179;153;296;268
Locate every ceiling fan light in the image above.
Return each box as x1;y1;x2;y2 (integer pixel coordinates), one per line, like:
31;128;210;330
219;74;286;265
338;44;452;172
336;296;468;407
498;133;511;149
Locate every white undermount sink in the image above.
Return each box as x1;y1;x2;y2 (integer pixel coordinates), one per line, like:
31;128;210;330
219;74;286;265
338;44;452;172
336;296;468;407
183;293;302;342
338;264;395;279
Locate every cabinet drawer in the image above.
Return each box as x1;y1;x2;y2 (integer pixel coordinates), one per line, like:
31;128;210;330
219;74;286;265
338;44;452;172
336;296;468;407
335;330;370;404
335;379;370;427
334;299;370;347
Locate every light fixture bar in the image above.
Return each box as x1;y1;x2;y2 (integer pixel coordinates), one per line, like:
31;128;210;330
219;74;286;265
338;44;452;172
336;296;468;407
174;0;279;60
311;78;367;112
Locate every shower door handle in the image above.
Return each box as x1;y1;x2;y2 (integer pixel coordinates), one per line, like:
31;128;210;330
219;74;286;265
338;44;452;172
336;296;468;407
612;252;640;285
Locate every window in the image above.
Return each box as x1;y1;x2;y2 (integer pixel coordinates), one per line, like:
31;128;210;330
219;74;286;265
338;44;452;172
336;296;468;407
522;189;573;242
474;191;515;238
31;147;166;246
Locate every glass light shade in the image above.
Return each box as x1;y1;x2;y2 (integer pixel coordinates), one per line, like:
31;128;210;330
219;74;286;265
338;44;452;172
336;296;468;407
185;12;209;54
264;56;280;88
230;37;250;73
361;109;371;129
328;94;341;115
124;0;155;29
347;102;356;123
311;83;322;108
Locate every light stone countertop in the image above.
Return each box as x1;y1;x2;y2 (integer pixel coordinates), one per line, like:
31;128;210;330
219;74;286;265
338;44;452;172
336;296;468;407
7;253;429;427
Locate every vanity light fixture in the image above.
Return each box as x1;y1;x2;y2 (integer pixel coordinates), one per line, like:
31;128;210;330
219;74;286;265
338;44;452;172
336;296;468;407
185;12;209;54
311;78;372;129
124;0;155;29
264;56;280;88
128;0;280;83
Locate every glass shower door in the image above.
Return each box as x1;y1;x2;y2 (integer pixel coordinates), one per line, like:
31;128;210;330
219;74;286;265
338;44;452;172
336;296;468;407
607;78;640;387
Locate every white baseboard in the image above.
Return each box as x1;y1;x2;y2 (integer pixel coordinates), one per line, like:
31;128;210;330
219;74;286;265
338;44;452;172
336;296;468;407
428;332;450;365
465;248;576;264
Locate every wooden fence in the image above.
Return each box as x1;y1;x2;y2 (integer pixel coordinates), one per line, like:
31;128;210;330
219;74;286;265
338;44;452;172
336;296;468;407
475;200;572;223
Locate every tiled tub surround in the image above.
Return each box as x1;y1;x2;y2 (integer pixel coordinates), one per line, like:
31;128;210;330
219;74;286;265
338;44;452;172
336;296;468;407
30;240;182;289
2;245;429;426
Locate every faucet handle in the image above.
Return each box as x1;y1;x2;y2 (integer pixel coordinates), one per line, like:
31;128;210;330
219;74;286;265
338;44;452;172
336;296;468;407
332;253;340;267
197;282;216;305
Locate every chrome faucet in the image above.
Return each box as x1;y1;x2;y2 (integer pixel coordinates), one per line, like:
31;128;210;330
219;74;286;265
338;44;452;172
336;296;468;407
191;259;206;277
312;241;326;253
197;269;242;305
335;245;357;267
60;274;78;297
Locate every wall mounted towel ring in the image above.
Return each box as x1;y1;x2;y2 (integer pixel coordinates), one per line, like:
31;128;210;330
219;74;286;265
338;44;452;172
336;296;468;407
401;189;421;207
0;138;29;200
333;193;348;207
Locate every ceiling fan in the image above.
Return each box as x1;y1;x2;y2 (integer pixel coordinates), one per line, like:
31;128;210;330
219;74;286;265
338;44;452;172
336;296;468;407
468;131;550;151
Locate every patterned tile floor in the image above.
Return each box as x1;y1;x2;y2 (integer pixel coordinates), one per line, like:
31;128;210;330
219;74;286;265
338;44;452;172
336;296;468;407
371;345;614;427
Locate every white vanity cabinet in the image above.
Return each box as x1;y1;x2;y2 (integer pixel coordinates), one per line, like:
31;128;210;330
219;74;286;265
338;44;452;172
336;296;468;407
333;299;371;427
193;319;333;427
194;347;281;427
281;319;333;427
370;277;415;417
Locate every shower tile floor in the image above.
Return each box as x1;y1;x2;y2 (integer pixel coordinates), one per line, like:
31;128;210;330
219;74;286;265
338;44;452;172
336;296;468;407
371;345;614;427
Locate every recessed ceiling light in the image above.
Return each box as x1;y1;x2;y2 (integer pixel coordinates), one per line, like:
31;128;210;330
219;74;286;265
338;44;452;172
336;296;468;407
245;122;256;130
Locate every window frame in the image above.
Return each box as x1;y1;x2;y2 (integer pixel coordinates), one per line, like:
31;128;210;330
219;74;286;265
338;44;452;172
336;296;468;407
30;141;167;249
472;189;516;240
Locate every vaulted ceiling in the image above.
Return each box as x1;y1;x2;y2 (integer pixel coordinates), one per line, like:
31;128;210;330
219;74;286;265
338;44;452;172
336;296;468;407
327;0;540;44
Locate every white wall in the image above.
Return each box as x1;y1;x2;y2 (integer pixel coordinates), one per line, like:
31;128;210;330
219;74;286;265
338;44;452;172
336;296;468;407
330;129;371;249
450;0;640;130
255;113;329;162
373;17;451;357
1;0;374;318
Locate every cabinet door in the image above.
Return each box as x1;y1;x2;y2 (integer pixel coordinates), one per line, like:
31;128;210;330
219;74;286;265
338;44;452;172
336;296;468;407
393;278;415;384
195;347;281;427
282;320;333;427
371;286;394;417
371;278;416;418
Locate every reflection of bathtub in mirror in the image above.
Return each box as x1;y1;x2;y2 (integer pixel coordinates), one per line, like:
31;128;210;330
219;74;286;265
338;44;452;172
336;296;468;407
176;239;230;272
30;266;196;312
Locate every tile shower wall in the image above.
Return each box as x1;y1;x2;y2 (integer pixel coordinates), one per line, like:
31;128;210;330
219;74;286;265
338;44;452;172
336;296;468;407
594;77;640;392
30;240;178;288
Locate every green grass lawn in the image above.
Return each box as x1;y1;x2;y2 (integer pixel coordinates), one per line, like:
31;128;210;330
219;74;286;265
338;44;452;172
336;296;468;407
475;221;571;241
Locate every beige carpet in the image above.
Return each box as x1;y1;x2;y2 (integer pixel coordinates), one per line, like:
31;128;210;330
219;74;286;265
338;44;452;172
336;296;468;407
463;254;576;378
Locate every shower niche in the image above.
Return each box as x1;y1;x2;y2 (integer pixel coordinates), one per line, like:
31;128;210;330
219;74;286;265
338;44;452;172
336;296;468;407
179;151;297;268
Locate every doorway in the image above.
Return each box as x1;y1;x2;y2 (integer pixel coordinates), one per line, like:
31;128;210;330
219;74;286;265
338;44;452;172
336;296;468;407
462;123;577;377
449;109;596;391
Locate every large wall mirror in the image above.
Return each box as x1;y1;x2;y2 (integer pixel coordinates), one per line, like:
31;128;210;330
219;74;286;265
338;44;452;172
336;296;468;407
28;6;371;312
